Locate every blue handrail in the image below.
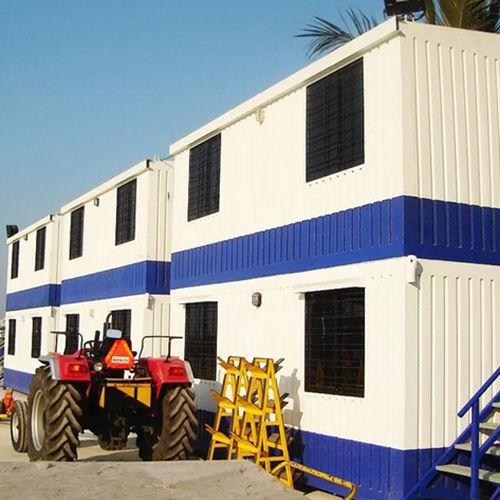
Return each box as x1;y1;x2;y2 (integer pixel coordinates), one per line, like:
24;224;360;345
456;364;500;500
458;364;500;417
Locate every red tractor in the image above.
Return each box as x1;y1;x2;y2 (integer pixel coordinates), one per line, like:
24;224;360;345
10;314;198;462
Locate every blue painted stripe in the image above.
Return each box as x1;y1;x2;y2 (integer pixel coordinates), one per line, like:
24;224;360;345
6;260;170;310
3;367;32;394
6;284;61;311
60;260;171;304
172;197;405;289
171;196;500;290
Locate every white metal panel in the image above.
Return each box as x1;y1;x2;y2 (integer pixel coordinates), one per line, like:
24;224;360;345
405;259;500;450
58;160;170;281
170;257;409;449
6;218;59;294
4;307;56;375
171;37;406;252
401;22;500;207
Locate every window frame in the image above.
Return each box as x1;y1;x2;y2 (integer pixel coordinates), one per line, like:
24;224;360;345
7;319;16;355
65;314;80;354
306;58;364;182
304;287;365;398
111;309;132;339
31;316;42;359
69;206;85;260
115;178;137;246
187;134;221;221
184;302;218;380
35;226;46;271
11;240;19;279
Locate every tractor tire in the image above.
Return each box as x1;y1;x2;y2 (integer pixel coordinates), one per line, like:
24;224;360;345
27;366;83;461
10;400;28;452
137;385;197;461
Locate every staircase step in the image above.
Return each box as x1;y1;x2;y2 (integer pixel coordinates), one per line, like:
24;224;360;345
455;442;500;456
493;402;500;410
480;421;500;433
436;464;500;484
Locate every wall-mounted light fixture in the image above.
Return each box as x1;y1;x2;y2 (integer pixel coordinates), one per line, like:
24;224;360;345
93;197;100;207
252;292;262;308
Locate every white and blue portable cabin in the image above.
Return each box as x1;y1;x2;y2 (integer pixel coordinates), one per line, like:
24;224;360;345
4;158;175;392
168;19;500;499
4;215;60;392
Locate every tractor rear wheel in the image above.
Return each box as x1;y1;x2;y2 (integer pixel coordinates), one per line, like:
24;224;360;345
137;385;197;461
10;400;28;452
27;366;83;461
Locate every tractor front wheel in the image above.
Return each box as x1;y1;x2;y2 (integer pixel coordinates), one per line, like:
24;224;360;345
10;400;28;452
27;366;83;461
137;385;197;461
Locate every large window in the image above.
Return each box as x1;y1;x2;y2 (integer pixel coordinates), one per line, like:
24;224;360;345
35;226;46;271
184;302;217;380
31;317;42;359
306;58;364;182
188;134;221;221
305;288;365;397
115;179;137;245
65;314;80;354
7;319;16;355
11;241;19;279
111;309;132;339
69;206;84;260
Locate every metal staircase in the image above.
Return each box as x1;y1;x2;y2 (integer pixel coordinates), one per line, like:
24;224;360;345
405;366;500;500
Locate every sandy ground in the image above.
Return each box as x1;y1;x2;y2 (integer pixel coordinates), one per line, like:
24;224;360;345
0;390;339;499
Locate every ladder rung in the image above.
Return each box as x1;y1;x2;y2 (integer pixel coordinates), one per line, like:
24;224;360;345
231;433;258;453
236;396;264;415
211;390;236;408
204;425;231;444
246;364;268;378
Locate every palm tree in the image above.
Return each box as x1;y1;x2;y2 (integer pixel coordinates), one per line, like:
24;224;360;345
297;0;500;57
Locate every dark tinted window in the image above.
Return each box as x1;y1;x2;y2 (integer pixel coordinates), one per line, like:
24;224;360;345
115;179;137;245
306;58;364;182
7;319;16;355
69;207;84;260
305;288;364;397
11;241;19;279
31;317;42;359
184;302;217;380
35;226;46;271
188;134;221;221
65;314;80;354
111;309;132;339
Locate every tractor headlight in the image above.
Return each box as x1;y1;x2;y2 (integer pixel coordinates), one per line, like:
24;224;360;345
93;361;104;372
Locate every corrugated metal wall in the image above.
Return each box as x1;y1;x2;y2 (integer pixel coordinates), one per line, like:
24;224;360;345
401;22;500;208
406;259;500;450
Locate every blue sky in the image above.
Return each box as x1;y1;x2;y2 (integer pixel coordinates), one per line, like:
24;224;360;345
0;0;383;314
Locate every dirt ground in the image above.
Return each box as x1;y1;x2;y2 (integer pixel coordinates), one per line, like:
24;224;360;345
0;389;339;499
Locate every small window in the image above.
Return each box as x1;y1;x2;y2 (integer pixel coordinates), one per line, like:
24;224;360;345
305;288;365;397
184;302;217;380
35;226;46;271
65;314;80;354
11;241;19;279
69;206;84;260
111;309;132;339
306;58;364;182
115;179;137;245
188;134;221;221
31;317;42;359
7;319;16;355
